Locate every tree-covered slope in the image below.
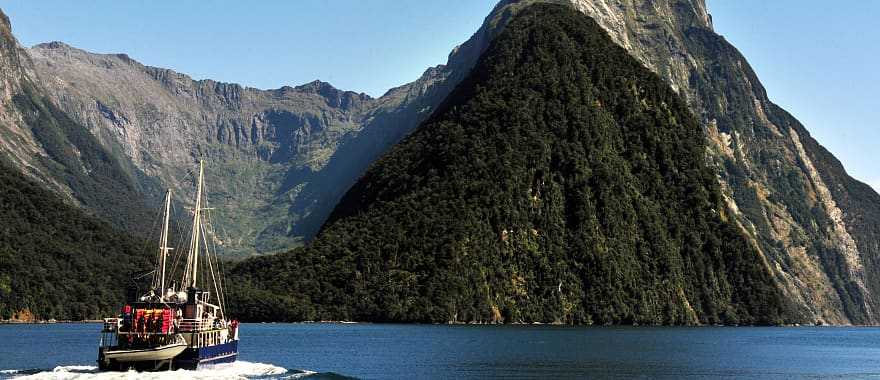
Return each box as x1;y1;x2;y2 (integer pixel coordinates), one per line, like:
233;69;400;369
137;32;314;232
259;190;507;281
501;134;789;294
0;158;150;320
229;4;795;325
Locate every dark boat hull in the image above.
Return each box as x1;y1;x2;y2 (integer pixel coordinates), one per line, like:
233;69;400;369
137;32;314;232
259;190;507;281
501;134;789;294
174;340;239;370
98;340;238;371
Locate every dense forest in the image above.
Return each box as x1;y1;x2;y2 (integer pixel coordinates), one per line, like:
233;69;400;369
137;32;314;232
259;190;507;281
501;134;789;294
227;4;797;325
0;157;151;320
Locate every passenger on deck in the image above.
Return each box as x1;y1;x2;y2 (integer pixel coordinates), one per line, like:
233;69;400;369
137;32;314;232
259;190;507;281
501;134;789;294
137;315;146;335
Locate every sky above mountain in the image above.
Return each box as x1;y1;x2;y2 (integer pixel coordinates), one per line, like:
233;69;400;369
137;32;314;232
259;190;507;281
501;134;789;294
3;0;496;96
3;0;878;192
708;0;880;192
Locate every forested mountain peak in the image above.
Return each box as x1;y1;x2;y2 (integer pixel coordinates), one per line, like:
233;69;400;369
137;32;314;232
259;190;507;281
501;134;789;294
553;0;880;325
456;0;880;325
229;3;795;326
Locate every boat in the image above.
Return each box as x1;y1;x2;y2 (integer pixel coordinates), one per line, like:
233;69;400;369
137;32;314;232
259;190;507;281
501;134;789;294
97;160;240;371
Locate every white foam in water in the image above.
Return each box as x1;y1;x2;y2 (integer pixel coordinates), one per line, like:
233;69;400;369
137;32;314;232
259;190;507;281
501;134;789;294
7;361;295;380
279;371;317;380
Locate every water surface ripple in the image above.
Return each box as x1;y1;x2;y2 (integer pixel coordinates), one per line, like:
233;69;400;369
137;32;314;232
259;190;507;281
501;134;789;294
2;323;879;379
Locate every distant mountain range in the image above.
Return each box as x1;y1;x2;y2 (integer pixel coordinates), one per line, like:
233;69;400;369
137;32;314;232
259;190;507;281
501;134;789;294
1;1;879;325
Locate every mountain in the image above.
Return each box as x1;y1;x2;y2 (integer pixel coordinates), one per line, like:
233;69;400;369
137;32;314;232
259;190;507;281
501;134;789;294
20;1;525;258
554;0;880;325
0;9;161;321
3;0;879;325
0;10;157;235
25;40;477;258
401;0;880;325
27;42;370;257
227;3;793;325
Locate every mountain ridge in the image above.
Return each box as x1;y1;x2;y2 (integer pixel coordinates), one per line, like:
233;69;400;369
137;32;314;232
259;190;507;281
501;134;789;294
227;0;880;325
27;39;375;256
0;10;157;234
24;33;481;257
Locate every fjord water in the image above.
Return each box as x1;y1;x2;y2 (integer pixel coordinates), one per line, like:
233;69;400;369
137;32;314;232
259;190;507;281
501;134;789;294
2;324;880;379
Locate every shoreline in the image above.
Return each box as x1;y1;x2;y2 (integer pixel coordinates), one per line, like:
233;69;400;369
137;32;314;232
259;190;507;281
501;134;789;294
0;319;103;324
0;320;851;327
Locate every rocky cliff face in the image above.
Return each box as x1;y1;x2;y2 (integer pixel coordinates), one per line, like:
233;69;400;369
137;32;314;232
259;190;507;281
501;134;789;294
29;42;385;256
0;10;155;233
0;11;56;190
514;0;879;325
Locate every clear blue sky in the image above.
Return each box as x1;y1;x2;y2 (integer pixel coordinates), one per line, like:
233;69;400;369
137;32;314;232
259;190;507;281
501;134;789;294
3;1;879;191
707;0;880;192
2;0;497;96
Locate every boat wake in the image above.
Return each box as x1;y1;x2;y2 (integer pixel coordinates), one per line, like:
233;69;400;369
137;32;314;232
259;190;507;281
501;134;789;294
0;361;319;380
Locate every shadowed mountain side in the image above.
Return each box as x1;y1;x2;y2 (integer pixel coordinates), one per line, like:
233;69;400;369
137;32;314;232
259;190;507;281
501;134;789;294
0;157;152;320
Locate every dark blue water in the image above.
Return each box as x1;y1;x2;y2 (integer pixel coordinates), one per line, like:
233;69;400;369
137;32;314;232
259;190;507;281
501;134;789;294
1;323;880;379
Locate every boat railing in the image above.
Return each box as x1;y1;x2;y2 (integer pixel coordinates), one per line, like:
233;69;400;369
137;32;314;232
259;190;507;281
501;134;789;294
177;318;213;332
103;318;119;332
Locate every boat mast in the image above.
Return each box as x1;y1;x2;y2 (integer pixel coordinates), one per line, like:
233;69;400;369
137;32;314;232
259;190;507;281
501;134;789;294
185;160;205;289
158;190;172;298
